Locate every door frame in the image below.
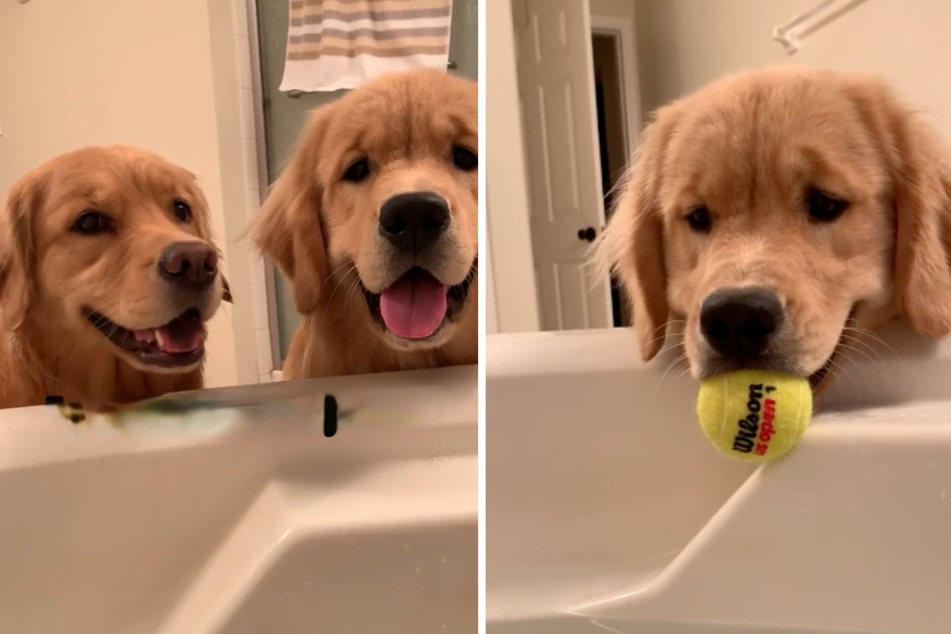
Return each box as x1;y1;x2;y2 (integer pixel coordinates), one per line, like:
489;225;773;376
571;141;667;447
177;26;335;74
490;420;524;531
511;0;617;332
228;0;281;381
589;13;641;329
589;14;642;165
243;0;287;380
196;0;280;385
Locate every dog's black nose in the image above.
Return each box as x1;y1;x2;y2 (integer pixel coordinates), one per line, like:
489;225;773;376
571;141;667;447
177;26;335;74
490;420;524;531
700;288;784;358
379;191;450;253
158;241;218;292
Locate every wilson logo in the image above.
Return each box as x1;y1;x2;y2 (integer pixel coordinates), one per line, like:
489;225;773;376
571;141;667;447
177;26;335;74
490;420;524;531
732;383;777;455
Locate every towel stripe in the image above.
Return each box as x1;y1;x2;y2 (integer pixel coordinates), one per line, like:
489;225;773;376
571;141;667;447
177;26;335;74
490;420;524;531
288;26;449;44
291;34;447;51
291;0;447;9
290;9;451;27
292;16;451;31
288;44;448;60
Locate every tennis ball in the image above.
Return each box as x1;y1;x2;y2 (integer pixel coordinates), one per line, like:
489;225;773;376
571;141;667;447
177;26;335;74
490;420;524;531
697;370;812;462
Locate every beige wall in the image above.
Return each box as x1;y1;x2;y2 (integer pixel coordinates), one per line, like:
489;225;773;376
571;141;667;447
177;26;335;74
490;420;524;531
634;0;951;141
590;0;636;21
0;0;254;387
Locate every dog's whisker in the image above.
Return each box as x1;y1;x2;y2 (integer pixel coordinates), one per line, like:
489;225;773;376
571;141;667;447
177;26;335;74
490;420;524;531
324;261;355;282
648;333;684;344
322;264;357;317
655;340;686;358
842;326;899;357
826;358;861;395
672;364;694;382
833;346;872;383
838;334;892;372
343;275;364;306
649;319;686;339
645;330;684;346
656;352;689;392
644;326;685;349
838;332;886;363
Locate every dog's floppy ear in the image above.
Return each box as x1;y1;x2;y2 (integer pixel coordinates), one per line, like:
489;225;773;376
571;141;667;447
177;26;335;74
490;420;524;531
597;112;673;362
251;106;334;316
0;170;44;331
865;84;951;337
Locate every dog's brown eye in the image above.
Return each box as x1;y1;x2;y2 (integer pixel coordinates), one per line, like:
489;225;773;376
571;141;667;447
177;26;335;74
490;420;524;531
685;206;712;232
452;146;477;171
343;158;371;182
172;199;192;222
72;211;110;235
808;189;849;222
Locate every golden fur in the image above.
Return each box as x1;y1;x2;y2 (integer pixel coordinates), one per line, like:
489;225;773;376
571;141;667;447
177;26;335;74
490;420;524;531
253;69;478;379
0;146;228;409
600;67;951;381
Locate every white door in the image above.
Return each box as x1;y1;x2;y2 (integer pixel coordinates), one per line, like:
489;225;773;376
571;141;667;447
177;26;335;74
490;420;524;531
512;0;612;331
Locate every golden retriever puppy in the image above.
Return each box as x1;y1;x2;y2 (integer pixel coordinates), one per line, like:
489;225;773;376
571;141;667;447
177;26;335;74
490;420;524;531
253;69;478;379
601;66;951;388
0;146;230;409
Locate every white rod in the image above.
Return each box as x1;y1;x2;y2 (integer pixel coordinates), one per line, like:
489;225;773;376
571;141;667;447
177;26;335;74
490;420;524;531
776;0;840;34
772;0;843;54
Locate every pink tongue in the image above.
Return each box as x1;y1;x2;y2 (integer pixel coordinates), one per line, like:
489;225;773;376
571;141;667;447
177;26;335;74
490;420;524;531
380;273;448;339
134;320;204;354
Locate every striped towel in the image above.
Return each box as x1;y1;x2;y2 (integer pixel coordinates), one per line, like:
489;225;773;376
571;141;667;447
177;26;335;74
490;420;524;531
280;0;454;92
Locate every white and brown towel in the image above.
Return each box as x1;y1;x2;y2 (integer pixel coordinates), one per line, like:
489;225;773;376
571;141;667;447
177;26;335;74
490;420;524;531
280;0;453;92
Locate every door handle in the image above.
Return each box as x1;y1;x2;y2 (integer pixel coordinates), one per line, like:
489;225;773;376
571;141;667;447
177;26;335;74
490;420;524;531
577;227;596;242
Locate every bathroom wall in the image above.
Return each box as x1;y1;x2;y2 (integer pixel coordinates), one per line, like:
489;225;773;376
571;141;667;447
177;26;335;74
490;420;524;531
590;0;637;21
634;0;951;140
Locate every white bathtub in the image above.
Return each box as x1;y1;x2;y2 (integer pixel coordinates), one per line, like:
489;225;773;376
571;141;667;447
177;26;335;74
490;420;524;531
0;365;477;634
487;325;951;633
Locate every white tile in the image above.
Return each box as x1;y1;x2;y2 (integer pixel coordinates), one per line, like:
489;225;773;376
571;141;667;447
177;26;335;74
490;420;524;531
235;35;253;89
243;132;262;170
241;139;259;190
237;87;256;139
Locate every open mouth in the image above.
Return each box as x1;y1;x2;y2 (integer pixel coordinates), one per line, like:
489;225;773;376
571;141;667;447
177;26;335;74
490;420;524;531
83;307;207;368
362;262;476;340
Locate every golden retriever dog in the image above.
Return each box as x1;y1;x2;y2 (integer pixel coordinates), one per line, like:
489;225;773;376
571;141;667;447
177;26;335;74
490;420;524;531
0;146;230;409
601;66;951;389
253;69;478;379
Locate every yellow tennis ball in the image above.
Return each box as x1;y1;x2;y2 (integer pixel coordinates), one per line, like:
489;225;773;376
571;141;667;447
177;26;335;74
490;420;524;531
697;370;812;462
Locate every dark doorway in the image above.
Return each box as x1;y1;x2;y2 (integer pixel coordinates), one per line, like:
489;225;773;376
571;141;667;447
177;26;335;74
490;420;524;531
592;32;630;327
